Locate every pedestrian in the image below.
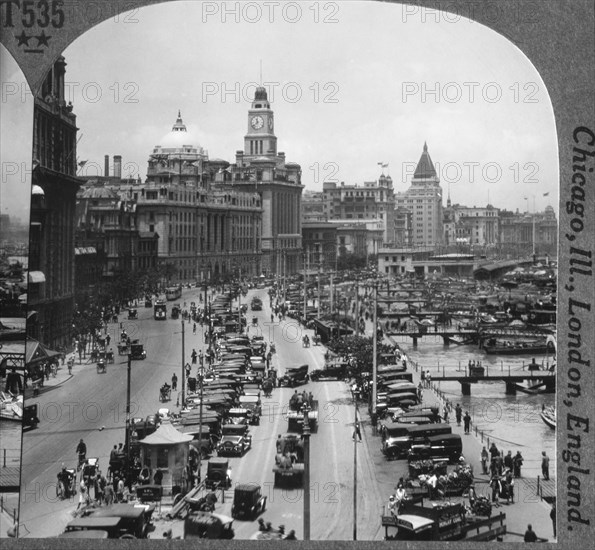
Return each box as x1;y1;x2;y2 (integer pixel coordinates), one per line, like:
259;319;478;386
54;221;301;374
116;477;124;502
76;480;89;511
154;469;163;486
193;323;196;334
463;411;471;434
524;524;538;542
258;518;267;532
443;407;449;424
550;500;556;538
481;446;489;475
171;373;178;391
104;481;114;505
489;442;500;460
4;368;23;394
199;350;204;366
96;471;106;505
427;473;438;500
504;450;513;471
191;349;197;365
420;370;426;385
284;530;297;540
513;451;524;478
387;495;398;515
455;404;462;426
276;434;284;454
541;451;550;480
426;371;432;388
504;469;514;504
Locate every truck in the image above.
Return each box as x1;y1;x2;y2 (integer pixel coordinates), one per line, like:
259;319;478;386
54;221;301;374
381;499;506;541
154;300;167;320
272;434;305;489
287;400;319;434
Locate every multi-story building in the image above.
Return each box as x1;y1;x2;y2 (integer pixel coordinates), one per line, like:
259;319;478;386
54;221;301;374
230;87;303;276
322;173;395;244
394;143;443;248
302;190;326;222
499;206;557;257
28;56;83;348
302;222;337;269
443;204;500;247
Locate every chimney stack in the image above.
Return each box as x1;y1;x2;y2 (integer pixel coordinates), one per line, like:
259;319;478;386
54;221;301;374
114;155;122;178
104;155;109;177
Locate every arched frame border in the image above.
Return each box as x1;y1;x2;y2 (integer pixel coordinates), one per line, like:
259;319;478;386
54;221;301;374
1;1;593;549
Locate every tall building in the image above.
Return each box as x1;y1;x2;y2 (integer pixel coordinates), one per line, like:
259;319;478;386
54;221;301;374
322;173;396;244
230;87;303;276
394;143;443;248
28;56;83;348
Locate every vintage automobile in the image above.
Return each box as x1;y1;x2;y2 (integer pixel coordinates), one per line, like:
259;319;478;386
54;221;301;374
129;341;147;360
23;403;40;429
224;408;250;425
309;361;349;381
273;434;304;488
231;484;267;520
81;503;155;539
127;308;138;320
216;425;252;456
205;457;232;490
407;433;463;464
383;424;453;460
279;364;309;387
238;395;261;425
184;512;235;539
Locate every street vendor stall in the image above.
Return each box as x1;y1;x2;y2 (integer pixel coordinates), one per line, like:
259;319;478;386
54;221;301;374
138;421;193;496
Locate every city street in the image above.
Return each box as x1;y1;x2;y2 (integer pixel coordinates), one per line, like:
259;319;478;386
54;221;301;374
19;286;386;539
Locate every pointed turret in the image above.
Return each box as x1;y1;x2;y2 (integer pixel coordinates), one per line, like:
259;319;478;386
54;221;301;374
413;142;437;179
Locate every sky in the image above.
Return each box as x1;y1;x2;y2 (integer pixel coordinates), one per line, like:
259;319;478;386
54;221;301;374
0;0;559;226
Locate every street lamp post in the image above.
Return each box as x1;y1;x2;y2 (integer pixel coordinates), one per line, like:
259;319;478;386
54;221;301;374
353;389;360;540
181;319;186;408
124;352;132;489
372;279;378;417
303;249;307;326
354;278;359;337
302;403;311;540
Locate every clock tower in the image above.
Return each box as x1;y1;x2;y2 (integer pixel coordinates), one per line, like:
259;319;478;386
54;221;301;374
244;86;277;158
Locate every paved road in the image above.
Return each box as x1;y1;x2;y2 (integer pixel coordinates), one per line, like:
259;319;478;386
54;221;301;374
18;286;386;540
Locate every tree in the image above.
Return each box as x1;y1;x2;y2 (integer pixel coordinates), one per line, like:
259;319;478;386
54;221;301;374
326;335;393;378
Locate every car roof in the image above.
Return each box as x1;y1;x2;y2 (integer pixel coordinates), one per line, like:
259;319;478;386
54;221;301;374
91;504;145;519
235;483;260;492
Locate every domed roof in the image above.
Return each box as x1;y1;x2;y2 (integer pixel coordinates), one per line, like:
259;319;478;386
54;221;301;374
157;111;200;151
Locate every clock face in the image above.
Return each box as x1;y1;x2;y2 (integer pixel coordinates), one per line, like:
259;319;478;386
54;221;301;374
268;117;274;131
251;116;264;130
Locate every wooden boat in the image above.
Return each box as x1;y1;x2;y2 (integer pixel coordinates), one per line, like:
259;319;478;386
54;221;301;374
540;406;556;429
483;339;548;355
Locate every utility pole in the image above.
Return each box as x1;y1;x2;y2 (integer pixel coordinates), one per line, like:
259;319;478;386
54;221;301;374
372;279;378;416
181;319;186;408
302;403;311;540
353;392;359;540
354;278;359;337
125;352;132;489
317;263;321;319
283;251;287;304
303;249;307;326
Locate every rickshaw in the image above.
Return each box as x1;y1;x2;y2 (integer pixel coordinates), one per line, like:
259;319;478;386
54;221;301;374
97;359;106;373
81;457;99;486
128;308;138;320
56;466;77;499
160;383;172;402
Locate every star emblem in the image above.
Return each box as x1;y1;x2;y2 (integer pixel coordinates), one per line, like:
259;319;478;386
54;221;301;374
15;31;30;46
36;31;51;47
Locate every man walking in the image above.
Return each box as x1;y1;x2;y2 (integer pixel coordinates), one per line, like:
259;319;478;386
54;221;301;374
463;411;471;434
455;404;462;426
541;451;550;480
171;373;178;391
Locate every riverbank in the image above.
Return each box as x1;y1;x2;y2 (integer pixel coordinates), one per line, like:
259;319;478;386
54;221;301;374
369;333;557;542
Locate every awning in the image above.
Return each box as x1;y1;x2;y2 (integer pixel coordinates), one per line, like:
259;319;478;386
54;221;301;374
28;271;46;283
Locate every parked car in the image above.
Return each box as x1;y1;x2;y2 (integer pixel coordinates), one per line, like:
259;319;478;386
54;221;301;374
310;361;349;381
217;425;252;456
